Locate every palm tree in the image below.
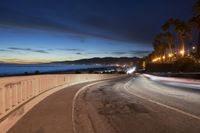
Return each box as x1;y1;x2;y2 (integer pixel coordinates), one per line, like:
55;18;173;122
189;17;200;58
163;32;175;57
162;19;191;57
193;0;200;17
153;33;168;62
147;51;157;63
189;0;200;58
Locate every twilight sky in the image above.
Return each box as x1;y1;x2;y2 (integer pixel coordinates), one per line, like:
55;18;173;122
0;0;196;63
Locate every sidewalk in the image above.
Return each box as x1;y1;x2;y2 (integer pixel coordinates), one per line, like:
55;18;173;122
8;82;89;133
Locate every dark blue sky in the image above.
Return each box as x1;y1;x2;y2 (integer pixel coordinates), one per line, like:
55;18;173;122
0;0;196;63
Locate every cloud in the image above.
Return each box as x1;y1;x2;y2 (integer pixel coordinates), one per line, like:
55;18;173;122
110;50;152;57
8;47;48;53
129;50;152;57
8;47;32;51
58;48;83;52
0;49;9;52
0;0;194;48
76;52;83;55
112;52;127;55
33;50;48;53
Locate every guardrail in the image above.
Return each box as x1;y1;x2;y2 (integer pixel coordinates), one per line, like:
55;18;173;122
0;74;121;133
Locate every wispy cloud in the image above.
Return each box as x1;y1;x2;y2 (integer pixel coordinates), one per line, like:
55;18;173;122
58;48;83;52
129;50;152;54
112;52;126;55
129;50;152;57
109;50;152;57
76;52;82;55
8;47;48;54
33;50;48;53
8;47;32;51
0;49;9;52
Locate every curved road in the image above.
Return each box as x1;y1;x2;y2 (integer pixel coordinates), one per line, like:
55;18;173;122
9;74;200;133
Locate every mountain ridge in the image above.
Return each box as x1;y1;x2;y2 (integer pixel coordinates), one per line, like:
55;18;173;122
52;57;141;65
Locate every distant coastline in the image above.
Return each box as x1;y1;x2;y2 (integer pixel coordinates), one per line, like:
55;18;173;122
0;64;114;77
0;57;139;77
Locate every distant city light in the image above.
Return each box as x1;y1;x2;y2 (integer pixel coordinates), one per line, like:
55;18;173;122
192;46;196;50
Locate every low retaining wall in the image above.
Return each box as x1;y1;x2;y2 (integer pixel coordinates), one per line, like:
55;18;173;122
0;74;121;133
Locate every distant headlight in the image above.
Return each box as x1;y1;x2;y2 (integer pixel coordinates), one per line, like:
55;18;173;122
126;67;136;74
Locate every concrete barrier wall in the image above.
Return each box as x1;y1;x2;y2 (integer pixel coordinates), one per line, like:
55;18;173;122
0;74;121;133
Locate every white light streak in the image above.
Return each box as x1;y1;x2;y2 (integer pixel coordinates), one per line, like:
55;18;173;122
127;67;136;74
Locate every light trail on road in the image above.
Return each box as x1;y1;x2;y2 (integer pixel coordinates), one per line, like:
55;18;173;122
144;74;200;89
124;79;200;120
72;74;200;133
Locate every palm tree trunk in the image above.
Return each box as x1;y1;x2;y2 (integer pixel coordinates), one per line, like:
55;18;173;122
168;43;172;54
168;42;173;62
197;31;200;58
179;34;185;56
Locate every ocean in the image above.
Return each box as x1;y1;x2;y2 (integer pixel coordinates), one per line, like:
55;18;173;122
0;64;110;76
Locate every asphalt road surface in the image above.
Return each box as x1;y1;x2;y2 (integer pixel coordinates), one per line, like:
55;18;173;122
9;74;200;133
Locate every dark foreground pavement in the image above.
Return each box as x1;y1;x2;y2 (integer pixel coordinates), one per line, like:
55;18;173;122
9;75;200;133
7;82;93;133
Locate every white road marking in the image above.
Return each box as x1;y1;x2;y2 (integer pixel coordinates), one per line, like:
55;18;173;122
124;79;200;121
71;81;106;133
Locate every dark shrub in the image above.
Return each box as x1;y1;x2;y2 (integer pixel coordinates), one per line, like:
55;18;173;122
35;70;40;74
174;57;196;72
75;70;81;74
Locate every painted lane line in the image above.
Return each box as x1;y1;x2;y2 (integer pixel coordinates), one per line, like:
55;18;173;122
124;79;200;121
71;81;106;133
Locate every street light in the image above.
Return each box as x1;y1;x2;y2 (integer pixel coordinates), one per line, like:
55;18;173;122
162;56;165;60
152;58;158;62
180;50;185;56
152;57;160;62
168;53;173;57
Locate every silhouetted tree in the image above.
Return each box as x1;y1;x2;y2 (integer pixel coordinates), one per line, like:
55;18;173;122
163;32;175;57
153;33;168;62
193;0;200;16
189;0;200;58
162;18;191;56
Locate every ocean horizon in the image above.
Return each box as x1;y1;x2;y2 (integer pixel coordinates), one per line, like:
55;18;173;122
0;64;111;76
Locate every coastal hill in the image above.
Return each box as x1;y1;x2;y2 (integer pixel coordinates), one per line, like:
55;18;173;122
53;57;141;66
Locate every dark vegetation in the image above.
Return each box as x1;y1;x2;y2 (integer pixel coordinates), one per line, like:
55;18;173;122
144;0;200;73
146;57;200;73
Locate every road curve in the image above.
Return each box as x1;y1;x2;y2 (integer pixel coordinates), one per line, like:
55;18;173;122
73;74;200;133
7;77;124;133
8;75;200;133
